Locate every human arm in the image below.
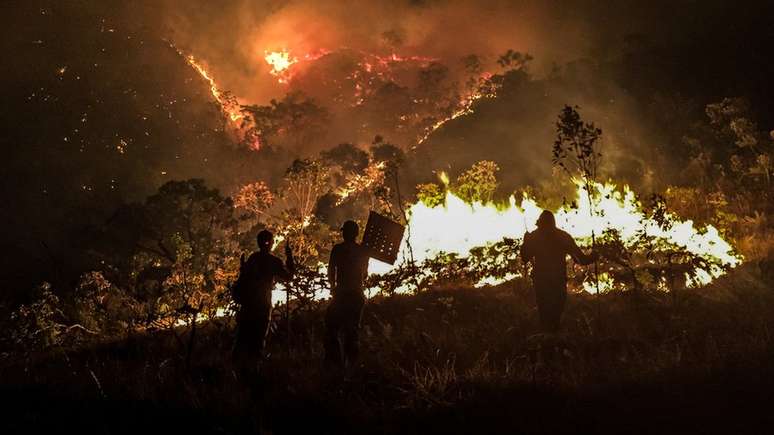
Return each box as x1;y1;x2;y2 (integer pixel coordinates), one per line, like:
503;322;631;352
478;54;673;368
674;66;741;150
284;241;295;276
274;242;295;281
564;232;597;265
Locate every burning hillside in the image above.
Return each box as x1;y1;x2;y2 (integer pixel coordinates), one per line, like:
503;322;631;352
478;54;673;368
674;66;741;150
176;42;500;154
165;41;746;307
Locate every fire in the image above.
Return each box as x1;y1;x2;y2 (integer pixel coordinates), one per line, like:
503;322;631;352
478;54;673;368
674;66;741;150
185;55;244;123
264;50;298;83
183;53;261;150
373;53;437;66
166;40;259;148
264;49;332;84
350;52;438;106
417;72;495;146
369;179;742;292
176;43;740;301
335;160;387;204
211;177;743;318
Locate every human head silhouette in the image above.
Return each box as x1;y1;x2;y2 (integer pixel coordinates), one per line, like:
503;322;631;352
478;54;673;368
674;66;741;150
257;230;274;252
536;210;556;230
341;220;359;242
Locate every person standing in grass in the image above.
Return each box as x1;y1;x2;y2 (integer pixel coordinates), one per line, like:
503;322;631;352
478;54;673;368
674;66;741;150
325;220;370;368
521;210;597;333
232;230;294;374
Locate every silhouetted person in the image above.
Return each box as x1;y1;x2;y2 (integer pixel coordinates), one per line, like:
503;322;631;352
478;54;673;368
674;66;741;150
521;210;597;333
233;230;294;374
325;220;370;368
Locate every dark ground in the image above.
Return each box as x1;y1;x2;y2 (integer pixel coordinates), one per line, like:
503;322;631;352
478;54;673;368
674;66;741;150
2;267;774;434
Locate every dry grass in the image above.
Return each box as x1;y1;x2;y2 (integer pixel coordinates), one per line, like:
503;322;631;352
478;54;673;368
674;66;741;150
2;263;773;434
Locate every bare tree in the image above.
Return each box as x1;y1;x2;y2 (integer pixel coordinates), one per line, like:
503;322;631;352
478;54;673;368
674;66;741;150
552;105;603;295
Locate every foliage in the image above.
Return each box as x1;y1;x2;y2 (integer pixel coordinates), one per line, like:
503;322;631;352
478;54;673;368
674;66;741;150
415;160;500;208
467;238;523;283
141;180;240;326
321;143;370;173
552;105;603;184
416;182;445;207
367;238;523;295
705;98;773;190
673;97;774;263
371;138;406;170
70;271;139;336
552;106;603;293
590;193;731;292
453;160;499;203
367;137;407;220
286;219;335;268
480;50;533;96
242;92;330;150
594;228;716;293
4;283;68;354
286;264;329;314
279;159;331;224
496;49;534;71
84;180;242;331
233;181;274;219
416;62;456;112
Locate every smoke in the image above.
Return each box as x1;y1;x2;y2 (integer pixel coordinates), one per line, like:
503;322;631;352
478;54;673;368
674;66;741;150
164;0;594;102
160;0;691;194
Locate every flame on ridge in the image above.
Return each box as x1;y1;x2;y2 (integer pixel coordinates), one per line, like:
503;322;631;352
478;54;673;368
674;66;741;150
184;54;261;150
264;49;332;84
186;55;244;123
417;72;494;146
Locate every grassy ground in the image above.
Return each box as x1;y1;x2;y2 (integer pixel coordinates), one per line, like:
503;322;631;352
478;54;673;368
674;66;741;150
2;264;774;434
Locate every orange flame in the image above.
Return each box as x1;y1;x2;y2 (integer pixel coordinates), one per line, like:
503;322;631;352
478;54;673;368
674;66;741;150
263;49;331;84
417;72;494;146
334;160;387;204
186;55;244;122
264;50;298;82
181;52;261;150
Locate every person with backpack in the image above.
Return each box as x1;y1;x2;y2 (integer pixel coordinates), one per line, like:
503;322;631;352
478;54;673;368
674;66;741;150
232;230;294;373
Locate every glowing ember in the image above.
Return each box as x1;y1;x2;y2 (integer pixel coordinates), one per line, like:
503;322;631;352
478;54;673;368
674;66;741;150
335;160;387;204
370;179;742;291
417;72;494;146
374;53;437;65
349;51;438;106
